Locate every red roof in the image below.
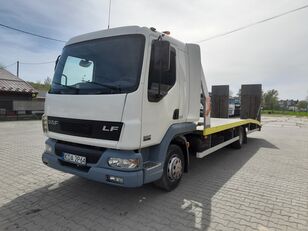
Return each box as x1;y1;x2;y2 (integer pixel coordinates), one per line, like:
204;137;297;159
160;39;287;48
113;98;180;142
0;69;37;94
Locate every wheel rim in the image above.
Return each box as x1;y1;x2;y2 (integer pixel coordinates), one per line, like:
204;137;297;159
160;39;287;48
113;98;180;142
167;155;183;182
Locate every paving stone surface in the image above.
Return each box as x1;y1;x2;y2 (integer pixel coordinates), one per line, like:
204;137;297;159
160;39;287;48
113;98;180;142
0;116;307;231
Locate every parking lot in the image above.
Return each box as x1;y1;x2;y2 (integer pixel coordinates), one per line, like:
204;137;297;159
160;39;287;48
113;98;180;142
0;116;307;231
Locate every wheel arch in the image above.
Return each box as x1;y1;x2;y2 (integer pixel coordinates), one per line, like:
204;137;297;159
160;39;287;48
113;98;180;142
171;135;189;172
146;122;195;176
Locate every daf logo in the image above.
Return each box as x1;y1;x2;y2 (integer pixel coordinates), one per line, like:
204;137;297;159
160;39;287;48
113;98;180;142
102;125;119;132
48;120;59;125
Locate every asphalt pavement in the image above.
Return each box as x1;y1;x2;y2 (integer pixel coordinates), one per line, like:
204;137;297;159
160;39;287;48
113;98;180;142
0;116;307;231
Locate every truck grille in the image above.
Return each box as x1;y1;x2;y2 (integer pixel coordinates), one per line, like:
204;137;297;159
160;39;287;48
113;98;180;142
47;116;123;141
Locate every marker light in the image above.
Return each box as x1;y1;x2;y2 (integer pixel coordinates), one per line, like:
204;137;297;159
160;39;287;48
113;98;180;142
42;114;48;133
45;143;52;154
106;175;124;184
162;31;170;35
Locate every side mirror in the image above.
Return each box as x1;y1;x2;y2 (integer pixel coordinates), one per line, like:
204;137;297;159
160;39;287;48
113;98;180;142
152;40;170;72
55;55;61;70
79;59;92;68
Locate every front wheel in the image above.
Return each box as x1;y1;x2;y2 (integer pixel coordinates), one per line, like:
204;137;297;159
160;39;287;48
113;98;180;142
155;144;184;191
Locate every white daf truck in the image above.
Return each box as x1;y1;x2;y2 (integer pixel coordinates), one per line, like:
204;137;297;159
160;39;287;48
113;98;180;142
42;26;261;191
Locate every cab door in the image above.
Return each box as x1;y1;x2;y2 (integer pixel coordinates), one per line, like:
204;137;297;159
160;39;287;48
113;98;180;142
141;40;180;147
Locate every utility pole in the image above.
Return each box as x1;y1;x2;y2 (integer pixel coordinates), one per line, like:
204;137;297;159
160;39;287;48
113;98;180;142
16;61;19;78
108;0;111;29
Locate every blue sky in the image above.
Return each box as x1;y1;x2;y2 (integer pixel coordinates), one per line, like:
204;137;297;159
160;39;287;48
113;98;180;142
0;0;308;99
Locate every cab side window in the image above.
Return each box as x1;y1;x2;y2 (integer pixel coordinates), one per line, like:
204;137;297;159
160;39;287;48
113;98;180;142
148;47;176;102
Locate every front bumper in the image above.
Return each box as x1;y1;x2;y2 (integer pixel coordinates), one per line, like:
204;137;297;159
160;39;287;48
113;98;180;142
42;153;143;187
42;139;145;187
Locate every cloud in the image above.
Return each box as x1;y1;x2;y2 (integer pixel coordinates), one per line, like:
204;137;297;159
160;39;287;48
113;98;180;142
0;0;307;99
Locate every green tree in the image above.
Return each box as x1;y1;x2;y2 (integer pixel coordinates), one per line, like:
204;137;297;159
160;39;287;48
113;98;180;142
44;76;52;85
297;100;308;111
236;89;241;97
263;89;279;111
27;77;52;92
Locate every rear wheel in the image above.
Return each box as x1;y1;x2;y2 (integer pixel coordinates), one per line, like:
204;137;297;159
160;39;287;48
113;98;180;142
243;128;248;144
231;126;244;149
155;144;184;191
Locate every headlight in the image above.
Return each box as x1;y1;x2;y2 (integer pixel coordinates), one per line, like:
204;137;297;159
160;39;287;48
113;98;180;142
108;158;140;169
42;114;48;133
45;143;52;154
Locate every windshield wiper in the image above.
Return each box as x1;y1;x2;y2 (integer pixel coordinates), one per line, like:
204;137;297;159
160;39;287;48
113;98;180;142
86;82;122;92
51;82;79;93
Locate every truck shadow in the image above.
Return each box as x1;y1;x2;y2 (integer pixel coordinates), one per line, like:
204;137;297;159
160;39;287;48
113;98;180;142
0;137;278;231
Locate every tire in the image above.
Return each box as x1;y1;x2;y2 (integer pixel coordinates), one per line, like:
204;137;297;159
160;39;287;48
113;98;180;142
155;144;184;191
243;128;248;144
231;126;244;149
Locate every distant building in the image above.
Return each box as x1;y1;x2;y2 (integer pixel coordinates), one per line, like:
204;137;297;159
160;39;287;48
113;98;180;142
0;69;44;119
278;99;299;111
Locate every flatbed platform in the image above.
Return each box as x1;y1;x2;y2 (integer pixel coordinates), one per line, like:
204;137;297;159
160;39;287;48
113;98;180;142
195;118;261;158
197;118;261;135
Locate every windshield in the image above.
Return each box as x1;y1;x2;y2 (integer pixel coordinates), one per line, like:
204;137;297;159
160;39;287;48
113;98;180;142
229;98;235;104
229;98;240;105
50;34;145;95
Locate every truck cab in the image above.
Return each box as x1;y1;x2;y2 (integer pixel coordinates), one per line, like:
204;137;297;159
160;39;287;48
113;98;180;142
42;26;207;190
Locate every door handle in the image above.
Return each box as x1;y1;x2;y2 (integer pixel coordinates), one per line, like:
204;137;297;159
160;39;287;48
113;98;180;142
173;109;179;120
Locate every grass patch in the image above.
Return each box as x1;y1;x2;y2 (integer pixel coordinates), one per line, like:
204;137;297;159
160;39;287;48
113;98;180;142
262;110;308;117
